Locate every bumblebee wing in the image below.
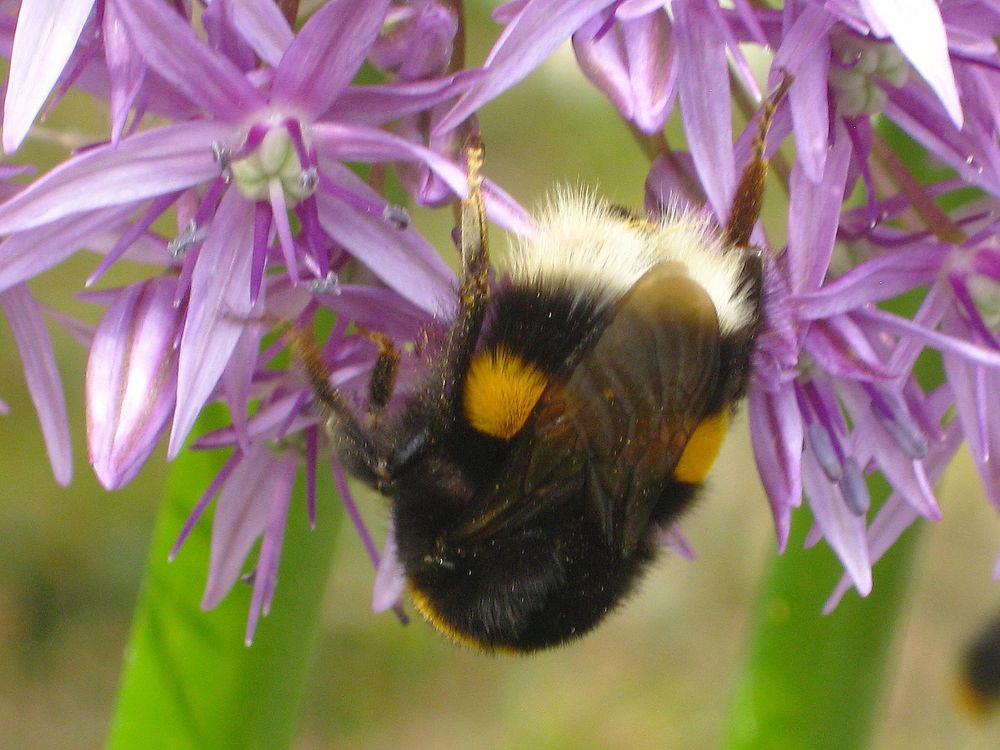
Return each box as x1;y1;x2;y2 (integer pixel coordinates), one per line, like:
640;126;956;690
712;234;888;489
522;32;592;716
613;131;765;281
457;264;722;556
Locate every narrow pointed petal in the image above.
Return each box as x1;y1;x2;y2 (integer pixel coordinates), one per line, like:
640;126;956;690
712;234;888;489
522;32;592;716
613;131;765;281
372;520;406;614
327;71;485;126
321;285;430;341
657;523;697;561
220;324;263;453
775;6;835;182
169;189;255;458
227;0;293;67
87;277;181;489
0;204;142;293
825;411;961;611
862;0;963;126
245;452;297;644
804;315;893;381
272;0;392;118
103;3;146;143
114;0;264;122
3;0;96;153
840;384;940;520
793;244;945;318
435;0;619;135
858;307;1000;370
749;388;803;552
802;450;872;595
573;8;675;134
312;121;535;234
1;284;72;485
315;162;454;316
786;123;852;292
673;0;734;219
202;444;281;609
0;120;229;234
823;495;914;612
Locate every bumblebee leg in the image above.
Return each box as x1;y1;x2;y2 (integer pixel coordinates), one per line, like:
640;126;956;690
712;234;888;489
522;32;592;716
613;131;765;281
388;138;491;473
289;327;389;484
429;139;491;423
358;327;400;416
723;73;793;249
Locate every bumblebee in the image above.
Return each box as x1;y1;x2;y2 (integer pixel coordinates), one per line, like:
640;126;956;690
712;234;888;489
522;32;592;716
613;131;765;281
958;610;1000;717
301;83;789;653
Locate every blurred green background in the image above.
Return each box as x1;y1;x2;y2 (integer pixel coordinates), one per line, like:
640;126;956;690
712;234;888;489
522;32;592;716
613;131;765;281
2;3;1000;748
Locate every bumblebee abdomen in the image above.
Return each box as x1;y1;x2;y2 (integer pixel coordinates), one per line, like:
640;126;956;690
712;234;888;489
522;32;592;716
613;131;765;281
401;501;657;653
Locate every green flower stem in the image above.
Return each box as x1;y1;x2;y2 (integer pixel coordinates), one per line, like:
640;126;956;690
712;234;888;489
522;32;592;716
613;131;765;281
107;438;340;750
721;480;920;750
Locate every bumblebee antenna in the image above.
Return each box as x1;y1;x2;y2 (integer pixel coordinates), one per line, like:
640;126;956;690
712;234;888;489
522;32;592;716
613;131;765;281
723;72;793;249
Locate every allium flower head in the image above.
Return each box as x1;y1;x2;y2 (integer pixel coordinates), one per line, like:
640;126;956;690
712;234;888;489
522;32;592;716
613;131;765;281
2;0;1000;647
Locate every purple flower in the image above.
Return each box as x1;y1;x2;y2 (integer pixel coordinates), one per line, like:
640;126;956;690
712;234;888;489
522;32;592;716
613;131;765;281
0;0;531;638
3;0;1000;638
635;0;1000;603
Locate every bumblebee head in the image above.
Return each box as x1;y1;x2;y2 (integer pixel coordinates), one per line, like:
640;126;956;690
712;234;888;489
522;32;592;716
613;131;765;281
397;506;655;653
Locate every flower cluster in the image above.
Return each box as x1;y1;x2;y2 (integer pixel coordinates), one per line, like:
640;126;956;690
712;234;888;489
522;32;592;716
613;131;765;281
1;0;999;638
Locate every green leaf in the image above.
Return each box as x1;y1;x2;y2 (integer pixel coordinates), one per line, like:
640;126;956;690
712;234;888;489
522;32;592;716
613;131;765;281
107;437;340;750
720;491;919;750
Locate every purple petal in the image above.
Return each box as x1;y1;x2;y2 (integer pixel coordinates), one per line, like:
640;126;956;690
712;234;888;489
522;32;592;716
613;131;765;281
823;495;913;612
327;70;485;126
194;392;315;449
673;0;734;219
573;8;675;134
656;523;697;561
202;1;258;73
748;387;803;552
272;0;392;118
245;451;297;644
202;444;281;609
773;6;835;182
3;0;96;152
0;204;143;292
862;0;963;126
372;519;406;613
644;150;704;210
312;121;535;236
319;285;431;340
115;0;264;121
786;122;852;292
0;284;72;485
315;207;449;315
825;403;961;611
885;81;1000;196
169;189;256;458
315;162;454;315
435;0;619;135
839;383;940;520
942;322;989;464
617;0;669;19
802;449;872;595
370;1;457;79
226;0;293;67
103;4;146;144
0;120;229;234
793;244;946;318
858;306;1000;369
804;315;894;381
220;325;263;453
87;277;181;489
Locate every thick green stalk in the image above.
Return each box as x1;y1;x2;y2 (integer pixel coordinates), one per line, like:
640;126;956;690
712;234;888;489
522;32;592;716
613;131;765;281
107;438;340;750
721;490;919;750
